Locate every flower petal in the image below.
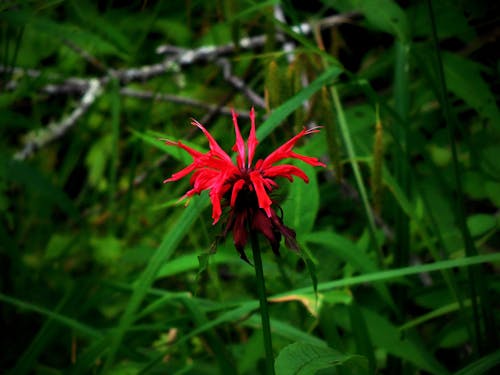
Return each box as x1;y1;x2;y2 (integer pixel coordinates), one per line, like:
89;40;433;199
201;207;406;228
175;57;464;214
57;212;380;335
230;178;246;207
163;163;198;183
263;164;310;182
189;168;219;190
233;211;249;255
270;210;298;252
247;107;258;167
261;127;322;169
249;170;272;217
231;109;246;169
209;188;222;224
289;152;326;167
208;171;233;224
262;177;278;190
252;209;280;254
165;140;203;158
191;118;233;163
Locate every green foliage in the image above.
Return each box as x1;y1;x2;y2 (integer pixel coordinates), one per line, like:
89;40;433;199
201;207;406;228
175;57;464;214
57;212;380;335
328;0;409;42
1;1;499;374
275;342;368;375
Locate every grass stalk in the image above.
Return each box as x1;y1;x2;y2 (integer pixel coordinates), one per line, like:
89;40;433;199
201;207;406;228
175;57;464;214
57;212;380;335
393;40;411;271
330;85;383;267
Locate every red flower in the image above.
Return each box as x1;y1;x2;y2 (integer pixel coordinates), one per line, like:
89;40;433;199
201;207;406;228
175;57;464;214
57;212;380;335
164;108;325;262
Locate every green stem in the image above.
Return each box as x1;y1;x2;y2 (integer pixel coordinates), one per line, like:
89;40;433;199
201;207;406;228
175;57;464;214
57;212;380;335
250;232;275;375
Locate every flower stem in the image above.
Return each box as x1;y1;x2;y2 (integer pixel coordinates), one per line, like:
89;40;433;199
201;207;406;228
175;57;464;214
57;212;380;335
250;231;275;375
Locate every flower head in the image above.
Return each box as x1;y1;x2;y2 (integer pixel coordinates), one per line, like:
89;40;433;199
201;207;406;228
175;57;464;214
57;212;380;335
164;108;325;262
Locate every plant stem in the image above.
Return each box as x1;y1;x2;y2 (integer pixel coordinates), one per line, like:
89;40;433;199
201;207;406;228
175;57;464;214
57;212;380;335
250;232;275;375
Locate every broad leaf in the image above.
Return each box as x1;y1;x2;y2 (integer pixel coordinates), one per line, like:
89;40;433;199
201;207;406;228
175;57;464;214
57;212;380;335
275;342;368;375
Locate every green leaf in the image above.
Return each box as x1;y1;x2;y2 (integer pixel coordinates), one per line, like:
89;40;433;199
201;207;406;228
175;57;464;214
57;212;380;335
325;0;409;41
156;251;236;279
263;319;329;349
480;145;500;179
485;181;500;207
348;304;376;373
85;134;113;189
302;245;319;297
0;10;128;61
153;19;192;45
5;159;79;219
275;342;368;375
44;234;73;260
411;1;475;41
68;0;131;54
282;162;319;236
466;214;498;237
442;52;500;125
91;236;122;265
439;324;469;348
360;308;449;375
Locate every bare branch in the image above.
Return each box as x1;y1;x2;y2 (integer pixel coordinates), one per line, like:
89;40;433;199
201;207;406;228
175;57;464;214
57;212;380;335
120;88;252;118
216;58;266;109
155;12;359;59
2;12;359;94
14;79;103;160
4;12;359;160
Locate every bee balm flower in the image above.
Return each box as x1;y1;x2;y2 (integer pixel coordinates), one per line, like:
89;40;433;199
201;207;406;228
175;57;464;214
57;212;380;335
164;108;325;262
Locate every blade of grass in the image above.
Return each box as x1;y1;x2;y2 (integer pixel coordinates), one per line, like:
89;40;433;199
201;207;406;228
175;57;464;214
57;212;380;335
284;253;500;296
0;292;102;339
453;350;500;375
398;299;472;332
393;40;411;272
389;40;411;372
10;289;73;375
330;85;383;267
